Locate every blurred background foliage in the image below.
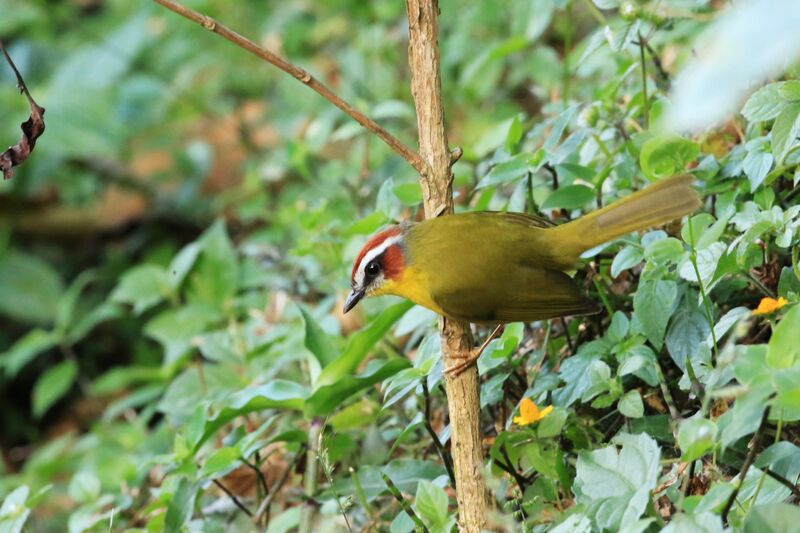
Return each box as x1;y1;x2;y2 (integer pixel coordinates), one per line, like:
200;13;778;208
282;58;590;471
1;0;799;531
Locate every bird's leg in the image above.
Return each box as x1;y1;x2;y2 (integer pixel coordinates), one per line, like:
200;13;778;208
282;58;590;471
445;324;504;376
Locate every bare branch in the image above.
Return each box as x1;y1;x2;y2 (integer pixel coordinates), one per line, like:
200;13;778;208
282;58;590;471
151;0;427;175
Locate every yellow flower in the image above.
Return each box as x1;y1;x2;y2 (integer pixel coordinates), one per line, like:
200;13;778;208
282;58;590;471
513;397;553;426
753;296;788;316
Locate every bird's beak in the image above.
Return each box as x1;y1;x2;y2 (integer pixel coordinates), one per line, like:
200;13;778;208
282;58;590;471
343;288;365;314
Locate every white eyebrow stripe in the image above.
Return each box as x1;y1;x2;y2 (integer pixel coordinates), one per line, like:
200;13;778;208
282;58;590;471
355;234;403;287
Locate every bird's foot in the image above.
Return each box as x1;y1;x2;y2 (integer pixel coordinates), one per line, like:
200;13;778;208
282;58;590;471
444;324;504;377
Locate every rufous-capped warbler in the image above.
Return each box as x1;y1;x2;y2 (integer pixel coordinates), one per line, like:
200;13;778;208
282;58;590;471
344;175;700;370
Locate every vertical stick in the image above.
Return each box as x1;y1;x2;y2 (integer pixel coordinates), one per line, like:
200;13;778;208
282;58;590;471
405;1;489;531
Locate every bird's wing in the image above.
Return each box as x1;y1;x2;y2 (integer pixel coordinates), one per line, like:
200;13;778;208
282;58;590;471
432;267;600;324
468;211;556;229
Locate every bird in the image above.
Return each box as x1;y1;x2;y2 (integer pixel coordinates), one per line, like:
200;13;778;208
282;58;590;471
344;174;701;374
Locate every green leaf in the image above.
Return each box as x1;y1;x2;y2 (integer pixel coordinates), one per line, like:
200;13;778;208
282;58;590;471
618;390;644;418
574;432;660;531
611;245;644;278
68;472;101;503
315;301;412;388
0;329;59;378
110;264;171;315
666;293;711;371
32;360;78;418
55;270;96;333
662;512;724;533
0;250;63;325
505;116;523;152
743;150;774;192
633;280;677;350
541;184;595;210
186;220;239;307
415;480;450;531
334;460;446;502
766;304;800;368
677;415;717;461
607;311;629;343
744;503;800;533
639;135;699;182
644;238;684;264
164;478;198;533
198;380;308;450
742;82;799;122
168;242;201;290
476;153;536;188
144;304;220;364
305;358;410;417
0;486;31;533
771;103;800;164
201;447;241;479
393;183;422;206
298;304;338;367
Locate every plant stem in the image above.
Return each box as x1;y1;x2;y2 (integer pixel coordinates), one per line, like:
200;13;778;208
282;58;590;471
422;379;456;485
721;408;770;524
382;472;430;533
406;1;488;530
299;419;322;533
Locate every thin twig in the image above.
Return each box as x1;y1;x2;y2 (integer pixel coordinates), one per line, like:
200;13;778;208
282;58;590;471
637;32;649;129
721;408;770;524
212;479;253;517
151;0;426;175
422;380;456;486
653;360;681;421
558;317;574;355
252;446;305;524
381;472;430;533
243;457;269;498
498;445;529;494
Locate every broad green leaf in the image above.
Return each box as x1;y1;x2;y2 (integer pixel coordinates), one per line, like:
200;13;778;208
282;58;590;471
771;103;800;164
0;250;63;325
678;415;717;461
32;360;77;418
298;304;338;367
168;242;201;290
618;390;644;418
553;340;610;406
201;447;241;479
743;83;794;122
198;380;308;449
607;311;629;343
639;135;698;182
644;237;684;264
144;304;220;364
305;358;410;417
743;148;774;192
68;472;101;503
315;301;412;388
55;270;96;333
766;304;800;368
611;245;644;278
661;512;723;533
633;280;677;350
186;220;239;307
574;433;660;531
415;480;450;531
0;485;31;533
110;264;171;315
164;478;198;533
666;293;710;371
334;460;446;502
541;184;595;210
393;182;422;206
476;153;535;188
745;503;800;533
0;329;59;378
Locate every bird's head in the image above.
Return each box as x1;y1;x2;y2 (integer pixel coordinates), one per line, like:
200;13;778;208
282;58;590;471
343;225;407;314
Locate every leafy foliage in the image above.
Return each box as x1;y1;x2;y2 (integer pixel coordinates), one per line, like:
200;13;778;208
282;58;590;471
1;0;800;531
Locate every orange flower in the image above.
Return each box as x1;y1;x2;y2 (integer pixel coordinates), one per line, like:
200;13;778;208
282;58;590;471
513;398;553;426
753;296;788;316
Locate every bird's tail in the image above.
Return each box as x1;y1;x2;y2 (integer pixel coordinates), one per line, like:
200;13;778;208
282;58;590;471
551;174;701;263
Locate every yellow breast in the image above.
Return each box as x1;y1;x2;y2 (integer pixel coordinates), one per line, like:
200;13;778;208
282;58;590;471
371;266;445;315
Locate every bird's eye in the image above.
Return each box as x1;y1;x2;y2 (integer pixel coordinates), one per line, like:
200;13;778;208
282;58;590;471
365;261;380;277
